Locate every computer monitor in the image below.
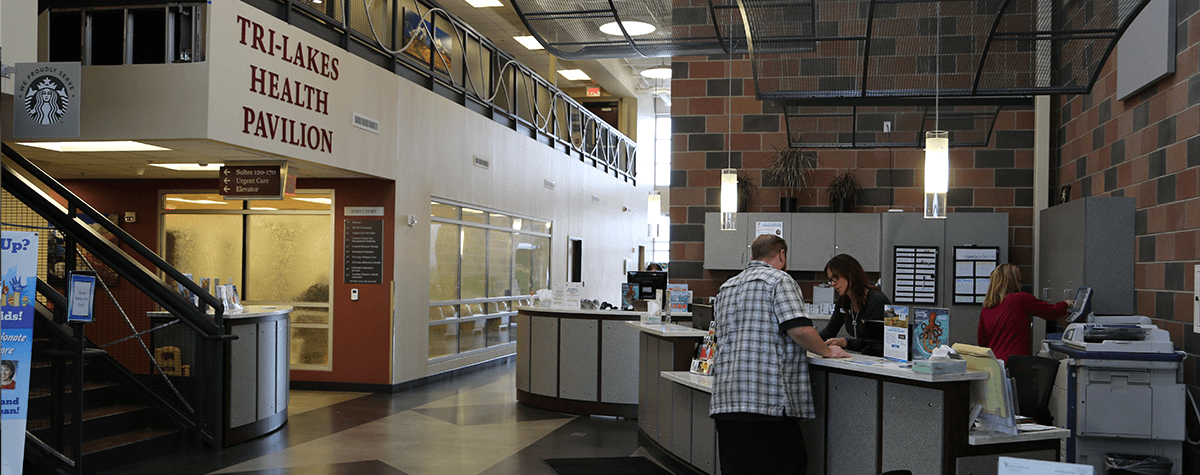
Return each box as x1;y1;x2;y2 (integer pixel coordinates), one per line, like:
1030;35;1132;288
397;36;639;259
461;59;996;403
691;303;714;330
627;271;668;302
1064;287;1093;324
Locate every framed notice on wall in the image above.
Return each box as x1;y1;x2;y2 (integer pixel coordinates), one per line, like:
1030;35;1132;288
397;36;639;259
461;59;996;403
893;246;938;304
953;246;999;304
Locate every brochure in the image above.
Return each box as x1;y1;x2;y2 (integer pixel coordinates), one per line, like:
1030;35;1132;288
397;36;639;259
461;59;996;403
621;283;640;310
912;307;950;360
882;305;910;362
668;287;691;314
689;321;717;375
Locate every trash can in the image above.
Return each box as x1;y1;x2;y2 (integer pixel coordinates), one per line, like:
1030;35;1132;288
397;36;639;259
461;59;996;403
1105;453;1173;475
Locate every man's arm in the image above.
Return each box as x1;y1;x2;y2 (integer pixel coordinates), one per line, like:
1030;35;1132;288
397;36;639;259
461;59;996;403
787;325;851;358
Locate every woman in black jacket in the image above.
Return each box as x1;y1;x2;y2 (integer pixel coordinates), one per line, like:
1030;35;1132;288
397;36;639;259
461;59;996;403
818;254;891;356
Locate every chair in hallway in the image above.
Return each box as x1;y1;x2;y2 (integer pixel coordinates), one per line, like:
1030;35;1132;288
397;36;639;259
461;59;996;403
1007;355;1060;425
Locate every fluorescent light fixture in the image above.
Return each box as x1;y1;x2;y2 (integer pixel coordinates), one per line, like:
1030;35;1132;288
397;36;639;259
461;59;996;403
514;36;543;50
166;197;228;205
599;21;656;36
250;207;278;211
150;163;224;171
18;141;170;152
558;69;591;81
292;197;333;205
720;169;737;231
466;0;503;7
641;67;672;79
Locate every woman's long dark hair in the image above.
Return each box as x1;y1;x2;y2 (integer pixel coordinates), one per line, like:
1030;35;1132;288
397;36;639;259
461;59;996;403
825;254;876;312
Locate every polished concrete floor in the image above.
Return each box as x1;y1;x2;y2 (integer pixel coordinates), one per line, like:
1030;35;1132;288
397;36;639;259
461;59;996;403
99;359;656;475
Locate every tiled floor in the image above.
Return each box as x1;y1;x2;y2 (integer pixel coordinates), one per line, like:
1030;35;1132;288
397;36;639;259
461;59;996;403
99;359;655;475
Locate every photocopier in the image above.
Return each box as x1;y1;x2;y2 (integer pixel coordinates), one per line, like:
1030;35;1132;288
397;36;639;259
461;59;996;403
1047;315;1185;475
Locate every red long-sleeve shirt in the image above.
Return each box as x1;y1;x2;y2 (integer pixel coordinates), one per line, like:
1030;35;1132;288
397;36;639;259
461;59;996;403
977;292;1069;362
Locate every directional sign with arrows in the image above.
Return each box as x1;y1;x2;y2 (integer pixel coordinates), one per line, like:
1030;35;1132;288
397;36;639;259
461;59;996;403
219;165;286;200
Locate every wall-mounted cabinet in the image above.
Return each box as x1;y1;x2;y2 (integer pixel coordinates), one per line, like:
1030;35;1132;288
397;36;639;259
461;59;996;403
704;212;881;272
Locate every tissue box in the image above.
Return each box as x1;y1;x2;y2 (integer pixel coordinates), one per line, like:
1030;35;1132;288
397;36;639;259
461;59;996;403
912;359;966;374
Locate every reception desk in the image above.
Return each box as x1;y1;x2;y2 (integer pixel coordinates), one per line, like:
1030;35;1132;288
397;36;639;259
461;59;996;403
632;325;1069;475
149;305;292;446
514;307;695;418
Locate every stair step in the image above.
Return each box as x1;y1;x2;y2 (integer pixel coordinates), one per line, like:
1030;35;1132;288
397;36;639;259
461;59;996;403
82;427;179;456
28;404;149;431
28;381;119;398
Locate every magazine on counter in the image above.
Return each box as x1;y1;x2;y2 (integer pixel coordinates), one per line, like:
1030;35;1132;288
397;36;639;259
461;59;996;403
912;307;950;360
621;283;639;310
883;305;911;362
689;321;717;375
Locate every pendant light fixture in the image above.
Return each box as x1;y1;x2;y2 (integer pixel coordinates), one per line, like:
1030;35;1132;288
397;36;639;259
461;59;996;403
924;3;948;219
648;190;661;237
719;40;737;231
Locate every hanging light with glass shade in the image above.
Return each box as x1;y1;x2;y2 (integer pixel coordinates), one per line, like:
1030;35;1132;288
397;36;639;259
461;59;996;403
924;131;949;219
924;3;948;219
721;169;737;230
647;190;661;237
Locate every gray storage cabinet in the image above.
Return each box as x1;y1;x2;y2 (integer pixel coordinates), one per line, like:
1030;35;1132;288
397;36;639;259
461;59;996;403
1037;197;1135;315
705;212;881;271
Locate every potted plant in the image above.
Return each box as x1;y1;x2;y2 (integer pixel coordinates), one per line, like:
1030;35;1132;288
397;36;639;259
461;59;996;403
737;170;757;212
827;169;862;212
766;145;818;212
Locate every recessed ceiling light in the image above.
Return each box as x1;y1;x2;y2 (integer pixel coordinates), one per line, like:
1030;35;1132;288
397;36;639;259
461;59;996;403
641;66;672;79
18;141;170;152
558;69;591;81
599;21;656;36
466;0;503;7
149;163;225;171
166;197;229;205
514;36;544;50
292;197;332;205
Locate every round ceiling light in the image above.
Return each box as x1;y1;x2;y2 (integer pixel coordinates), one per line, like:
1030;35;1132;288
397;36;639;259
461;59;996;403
641;67;672;79
599;21;656;36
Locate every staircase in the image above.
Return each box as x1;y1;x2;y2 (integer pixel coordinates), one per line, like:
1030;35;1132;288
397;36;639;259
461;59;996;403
4;143;230;474
26;330;185;474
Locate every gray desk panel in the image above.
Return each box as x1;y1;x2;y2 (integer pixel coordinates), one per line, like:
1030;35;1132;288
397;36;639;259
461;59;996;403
672;383;693;460
881;382;944;474
601;321;639;404
827;373;878;475
639;333;653;433
656;341;675;447
515;314;530;393
530;316;559;397
257;322;276;419
229;324;257;428
691;390;715;473
276;319;288;412
559;319;599;401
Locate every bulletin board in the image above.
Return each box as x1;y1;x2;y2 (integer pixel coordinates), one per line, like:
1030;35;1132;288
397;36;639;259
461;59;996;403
952;246;999;304
893;246;938;304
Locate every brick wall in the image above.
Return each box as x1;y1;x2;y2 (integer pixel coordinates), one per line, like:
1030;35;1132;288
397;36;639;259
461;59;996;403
669;54;1039;300
1053;1;1200;466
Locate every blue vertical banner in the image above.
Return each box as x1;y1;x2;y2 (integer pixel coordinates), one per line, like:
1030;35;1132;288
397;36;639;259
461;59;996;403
2;231;39;475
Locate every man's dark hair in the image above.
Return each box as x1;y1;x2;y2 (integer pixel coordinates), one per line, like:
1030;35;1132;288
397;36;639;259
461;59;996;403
750;234;787;261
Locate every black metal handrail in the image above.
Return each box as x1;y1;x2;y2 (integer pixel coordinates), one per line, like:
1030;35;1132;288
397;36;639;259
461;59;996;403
3;144;235;455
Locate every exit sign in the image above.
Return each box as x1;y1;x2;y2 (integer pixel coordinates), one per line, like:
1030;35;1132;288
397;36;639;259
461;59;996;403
586;87;601;97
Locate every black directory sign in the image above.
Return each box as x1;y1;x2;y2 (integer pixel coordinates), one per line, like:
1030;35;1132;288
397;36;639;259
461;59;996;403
220;165;285;200
344;219;384;284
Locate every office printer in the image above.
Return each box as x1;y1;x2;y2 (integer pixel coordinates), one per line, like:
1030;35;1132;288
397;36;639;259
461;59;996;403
1060;315;1175;354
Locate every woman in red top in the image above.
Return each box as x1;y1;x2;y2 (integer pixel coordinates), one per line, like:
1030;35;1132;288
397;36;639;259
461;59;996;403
978;264;1072;362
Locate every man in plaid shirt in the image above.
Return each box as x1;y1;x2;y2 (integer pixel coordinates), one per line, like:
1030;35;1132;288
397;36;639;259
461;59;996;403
710;234;850;474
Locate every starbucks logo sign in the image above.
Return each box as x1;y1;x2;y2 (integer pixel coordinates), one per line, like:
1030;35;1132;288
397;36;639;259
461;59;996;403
24;76;71;125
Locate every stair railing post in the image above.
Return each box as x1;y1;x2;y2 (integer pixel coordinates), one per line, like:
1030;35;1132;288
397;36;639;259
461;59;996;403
71;321;85;475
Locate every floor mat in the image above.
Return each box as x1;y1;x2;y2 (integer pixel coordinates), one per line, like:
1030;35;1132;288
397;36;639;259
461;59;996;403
543;456;672;475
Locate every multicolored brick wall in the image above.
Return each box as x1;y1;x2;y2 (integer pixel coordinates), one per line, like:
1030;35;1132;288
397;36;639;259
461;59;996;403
1052;3;1200;460
668;54;1040;299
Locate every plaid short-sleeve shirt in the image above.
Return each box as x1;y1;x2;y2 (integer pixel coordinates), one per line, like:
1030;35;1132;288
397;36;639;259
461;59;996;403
709;260;815;419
